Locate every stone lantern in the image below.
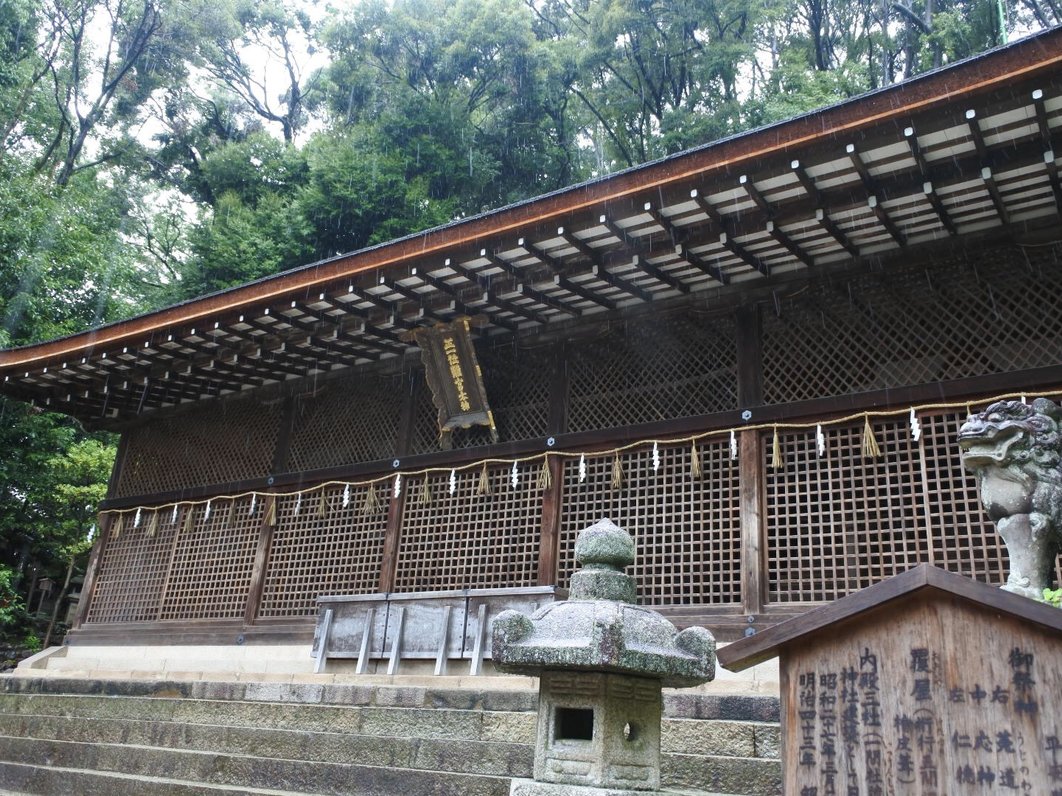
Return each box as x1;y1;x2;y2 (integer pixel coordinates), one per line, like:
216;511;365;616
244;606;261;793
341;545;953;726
492;518;716;795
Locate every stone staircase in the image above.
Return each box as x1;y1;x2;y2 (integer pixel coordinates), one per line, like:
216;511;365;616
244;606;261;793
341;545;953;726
0;675;781;795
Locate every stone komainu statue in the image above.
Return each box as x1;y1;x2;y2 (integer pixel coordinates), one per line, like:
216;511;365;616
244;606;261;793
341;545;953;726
959;397;1062;600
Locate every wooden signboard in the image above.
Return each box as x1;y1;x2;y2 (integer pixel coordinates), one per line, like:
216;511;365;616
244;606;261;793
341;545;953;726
412;318;496;448
718;565;1062;796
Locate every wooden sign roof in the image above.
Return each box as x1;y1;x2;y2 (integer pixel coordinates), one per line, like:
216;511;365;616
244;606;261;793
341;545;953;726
4;29;1062;426
717;563;1062;672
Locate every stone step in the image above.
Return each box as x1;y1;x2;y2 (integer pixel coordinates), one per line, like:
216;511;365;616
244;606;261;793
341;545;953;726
0;676;783;795
0;736;512;796
0;693;536;745
0;693;779;760
0;712;532;778
0;761;323;796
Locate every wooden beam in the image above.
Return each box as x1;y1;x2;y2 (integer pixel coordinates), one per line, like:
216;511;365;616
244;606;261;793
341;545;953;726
411;268;520;332
965;109;989;161
314;294;412;349
903;126;931;177
395;369;419;460
814;207;860;258
867;195;907;248
922;182;959;235
1042;149;1062;211
526;242;618;310
642;202;730;284
845;143;877;192
689;190;771;277
379;483;405;593
789;159;823;206
479;251;580;316
739;174;773;216
597;214;690;294
735;306;764;408
448;259;550;324
1032;88;1052;144
547;341;569;436
558;230;653;302
271;396;296;474
376;276;459;325
764;221;814;268
981;166;1011;225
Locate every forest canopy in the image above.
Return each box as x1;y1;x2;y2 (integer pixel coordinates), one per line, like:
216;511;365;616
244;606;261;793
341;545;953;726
0;0;1056;645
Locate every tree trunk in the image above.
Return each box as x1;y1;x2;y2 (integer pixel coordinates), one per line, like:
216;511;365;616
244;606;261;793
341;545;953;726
42;556;76;649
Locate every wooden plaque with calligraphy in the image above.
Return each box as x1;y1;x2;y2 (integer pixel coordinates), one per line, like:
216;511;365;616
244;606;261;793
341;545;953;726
719;565;1062;796
413;318;497;448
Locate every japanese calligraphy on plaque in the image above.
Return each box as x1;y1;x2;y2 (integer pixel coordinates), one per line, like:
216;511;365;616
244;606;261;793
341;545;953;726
717;565;1062;796
413;318;497;449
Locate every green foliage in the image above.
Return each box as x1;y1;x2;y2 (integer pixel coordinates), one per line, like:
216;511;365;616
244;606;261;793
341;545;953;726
1044;587;1062;608
0;165;142;345
0;565;26;639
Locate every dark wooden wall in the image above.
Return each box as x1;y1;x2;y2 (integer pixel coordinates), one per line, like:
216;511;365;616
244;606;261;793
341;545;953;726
74;243;1062;642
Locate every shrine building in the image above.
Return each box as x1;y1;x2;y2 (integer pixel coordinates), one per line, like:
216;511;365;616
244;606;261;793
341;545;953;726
3;29;1062;666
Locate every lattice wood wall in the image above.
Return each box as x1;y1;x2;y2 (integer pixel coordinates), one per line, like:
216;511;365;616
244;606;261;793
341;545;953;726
158;498;261;620
556;437;742;607
87;397;1060;625
258;484;389;617
112;246;1061;505
392;463;543;592
566;311;738;434
761;250;1062;405
115;399;280;497
285;371;406;472
763;408;1036;603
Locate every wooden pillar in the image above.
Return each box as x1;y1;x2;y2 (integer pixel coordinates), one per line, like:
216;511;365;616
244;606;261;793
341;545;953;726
395;367;421;457
379;487;406;593
736;304;766;616
244;495;277;625
735;305;764;408
105;432;132;498
535;342;569;587
271;396;296;474
378;368;420;593
547;342;569;436
72;513;111;629
537;454;565;587
739;430;766;615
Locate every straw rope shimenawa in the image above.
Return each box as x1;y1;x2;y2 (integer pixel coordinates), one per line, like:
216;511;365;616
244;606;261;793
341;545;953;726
98;390;1057;527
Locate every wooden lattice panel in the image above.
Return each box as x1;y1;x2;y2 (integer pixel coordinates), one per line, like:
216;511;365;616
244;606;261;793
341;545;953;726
917;409;1009;581
763;401;1062;604
84;512;179;623
557;438;741;606
392;464;542;592
285;371;406;472
761;247;1062;405
257;485;389;617
115;398;281;498
157;498;261;620
410;341;552;454
566;312;737;434
765;419;926;602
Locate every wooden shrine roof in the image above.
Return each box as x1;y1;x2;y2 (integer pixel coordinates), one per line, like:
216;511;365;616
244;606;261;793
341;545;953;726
4;28;1062;427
